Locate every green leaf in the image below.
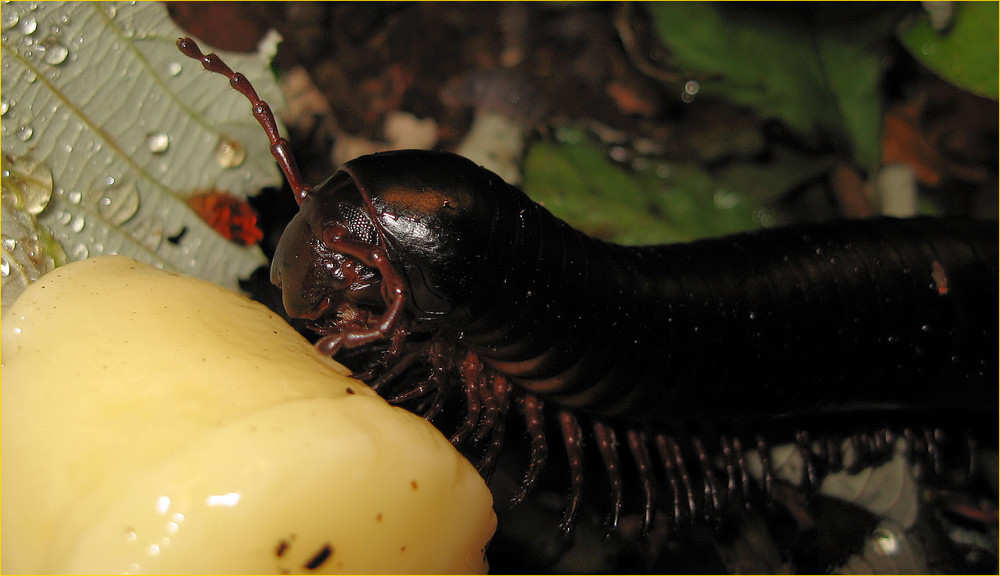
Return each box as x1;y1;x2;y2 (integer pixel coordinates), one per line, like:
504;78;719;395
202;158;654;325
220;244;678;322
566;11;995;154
1;1;285;305
898;2;999;100
522;129;773;245
645;3;902;169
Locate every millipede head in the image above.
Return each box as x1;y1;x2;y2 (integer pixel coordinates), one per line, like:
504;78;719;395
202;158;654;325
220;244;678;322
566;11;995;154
176;37;312;205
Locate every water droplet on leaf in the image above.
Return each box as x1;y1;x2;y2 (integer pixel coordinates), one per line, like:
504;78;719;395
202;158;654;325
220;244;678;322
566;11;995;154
2;10;19;30
19;15;36;34
146;132;170;154
93;180;140;226
70;242;89;259
1;155;54;215
41;39;69;65
15;124;33;141
215;136;246;168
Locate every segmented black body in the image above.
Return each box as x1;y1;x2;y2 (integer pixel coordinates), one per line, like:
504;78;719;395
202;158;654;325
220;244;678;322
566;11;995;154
178;38;998;568
421;175;996;423
271;151;997;533
276;151;997;417
264;150;996;528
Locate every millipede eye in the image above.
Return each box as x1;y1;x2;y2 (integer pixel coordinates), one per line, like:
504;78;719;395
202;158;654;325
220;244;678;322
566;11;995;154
336;203;379;245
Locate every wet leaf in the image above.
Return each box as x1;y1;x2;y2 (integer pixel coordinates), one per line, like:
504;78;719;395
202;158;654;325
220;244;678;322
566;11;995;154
1;1;285;305
522;128;770;245
644;3;904;169
898;2;999;100
0;155;66;308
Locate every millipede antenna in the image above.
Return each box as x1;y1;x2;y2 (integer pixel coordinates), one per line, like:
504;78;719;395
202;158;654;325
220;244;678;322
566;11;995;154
177;37;312;205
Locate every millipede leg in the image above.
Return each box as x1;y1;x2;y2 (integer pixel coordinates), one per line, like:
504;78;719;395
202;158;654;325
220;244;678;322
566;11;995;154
364;348;422;391
964;431;979;482
388;342;451;404
756;435;774;504
927;428;944;477
449;352;483;445
693;436;721;524
824;437;844;474
658;433;695;530
473;370;500;443
877;428;896;467
655;433;683;533
557;410;586;536
417;349;454;422
426;342;456;420
476;374;511;479
593;421;623;535
512;394;548;507
387;373;440;403
847;432;867;474
626;428;656;537
795;430;818;491
722;435;752;513
420;380;450;422
734;436;752;512
902;428;918;475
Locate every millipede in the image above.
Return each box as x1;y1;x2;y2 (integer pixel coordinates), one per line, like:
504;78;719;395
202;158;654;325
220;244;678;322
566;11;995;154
178;37;998;571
